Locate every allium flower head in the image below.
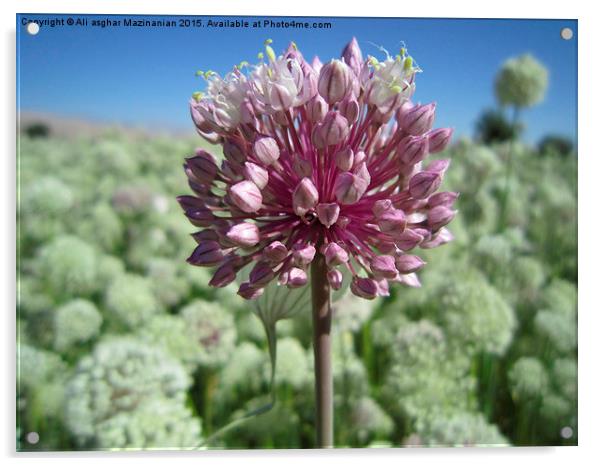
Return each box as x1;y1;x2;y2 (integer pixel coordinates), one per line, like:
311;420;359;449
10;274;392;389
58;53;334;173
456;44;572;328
180;38;455;300
495;54;549;108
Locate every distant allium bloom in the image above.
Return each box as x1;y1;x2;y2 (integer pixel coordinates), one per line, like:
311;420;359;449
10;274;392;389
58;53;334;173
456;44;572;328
179;38;456;300
53;299;103;352
508;357;549;400
495;54;549;108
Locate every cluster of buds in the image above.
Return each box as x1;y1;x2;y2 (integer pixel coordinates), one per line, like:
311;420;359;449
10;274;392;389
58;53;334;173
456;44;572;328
179;38;456;300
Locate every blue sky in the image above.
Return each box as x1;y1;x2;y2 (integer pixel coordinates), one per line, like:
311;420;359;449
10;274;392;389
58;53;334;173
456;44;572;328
17;15;577;143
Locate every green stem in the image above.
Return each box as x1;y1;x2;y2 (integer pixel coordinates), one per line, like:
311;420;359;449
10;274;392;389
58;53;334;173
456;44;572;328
498;106;520;231
311;254;333;448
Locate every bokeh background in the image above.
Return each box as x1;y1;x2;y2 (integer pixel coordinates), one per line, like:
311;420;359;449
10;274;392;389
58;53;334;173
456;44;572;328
16;15;577;450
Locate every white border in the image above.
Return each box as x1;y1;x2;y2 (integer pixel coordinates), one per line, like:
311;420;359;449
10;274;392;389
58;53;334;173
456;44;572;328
3;1;600;465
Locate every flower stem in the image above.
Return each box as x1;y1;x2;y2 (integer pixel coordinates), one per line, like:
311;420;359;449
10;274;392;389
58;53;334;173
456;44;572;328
310;253;333;448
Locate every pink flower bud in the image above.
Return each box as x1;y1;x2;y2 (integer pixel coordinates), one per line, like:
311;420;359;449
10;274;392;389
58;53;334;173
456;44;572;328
312;111;350;149
377;208;406;235
354;162;371;187
399;135;429;166
375;278;390;297
327;269;343;290
316;202;340;228
371;255;398;279
292;178;319;216
185;150;218;185
238;282;264;300
339;97;360;123
322;242;349;267
249;261;275;287
350;277;378;299
420;227;454;249
334;172;368;205
428;191;459;208
395;229;424;251
353;150;367;167
425;158;451;176
402;102;436;135
287;267;308;288
335;148;354;171
225;222;260;248
293;243;316;267
318;59;353;104
399;273;421;288
253;137;280;165
187;241;224;267
311;56;323;73
373;199;394;217
229;180;263;213
291;157;312;178
307;95;328;123
427;128;453;153
209;263;237;287
427;205;456;231
268;82;295;112
263;241;288;264
409;171;442;199
243;162;269;189
395;254;426;274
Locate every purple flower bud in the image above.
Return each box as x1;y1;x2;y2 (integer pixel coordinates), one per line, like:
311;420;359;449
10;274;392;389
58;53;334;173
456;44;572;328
185;150;219;185
427;128;453;153
318;59;353;104
316;202;340;228
192;229;219;243
370;255;398;279
373;199;394;217
253;137;280;165
377;208;406;235
292;178;319;216
395;254;426;274
225;222;260;248
287;267;308;288
402;102;436;135
187;241;224;267
427;205;456;231
341;37;363;76
184;206;215;227
395;229;424;251
350;277;378;300
223;139;247;165
243;162;269;189
263;241;288;264
209;263;237;287
238;282;264;300
420;227;454;249
339;97;360;123
229;180;263;213
327;268;343;290
293;243;316;267
307;95;328;123
311;56;323;73
398;135;429;166
221;160;243;181
428;191;459;208
249;261;275;287
409;171;442;199
322;242;349;267
312;111;350;149
334;172;368;205
176;195;203;212
335;148;354;171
